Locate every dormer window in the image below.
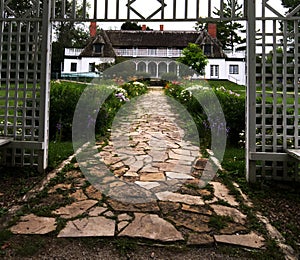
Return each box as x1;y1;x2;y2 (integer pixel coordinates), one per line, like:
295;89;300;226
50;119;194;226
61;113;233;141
204;44;212;56
93;43;103;54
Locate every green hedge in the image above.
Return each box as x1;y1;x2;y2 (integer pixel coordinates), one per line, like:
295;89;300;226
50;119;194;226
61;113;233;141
164;82;245;146
50;81;86;141
50;80;148;141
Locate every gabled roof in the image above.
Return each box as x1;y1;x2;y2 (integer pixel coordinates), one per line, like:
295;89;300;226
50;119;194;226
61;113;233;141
79;29;225;58
79;30;116;58
195;32;225;58
105;30;202;48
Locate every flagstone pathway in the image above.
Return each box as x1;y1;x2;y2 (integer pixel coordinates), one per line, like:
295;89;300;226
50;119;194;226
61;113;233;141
10;90;267;250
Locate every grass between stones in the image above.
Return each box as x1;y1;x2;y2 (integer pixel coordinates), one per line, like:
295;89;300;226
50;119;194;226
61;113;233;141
0;125;298;258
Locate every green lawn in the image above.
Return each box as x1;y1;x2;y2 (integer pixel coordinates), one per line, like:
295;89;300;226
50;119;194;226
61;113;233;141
48;141;74;170
208;80;246;94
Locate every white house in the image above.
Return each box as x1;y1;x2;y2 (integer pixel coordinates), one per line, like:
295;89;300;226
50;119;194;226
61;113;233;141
61;24;246;86
206;50;246;85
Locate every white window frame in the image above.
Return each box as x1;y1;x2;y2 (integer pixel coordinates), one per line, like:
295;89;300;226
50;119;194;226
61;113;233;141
148;48;157;56
210;65;219;78
89;62;95;72
70;62;77;72
229;64;239;74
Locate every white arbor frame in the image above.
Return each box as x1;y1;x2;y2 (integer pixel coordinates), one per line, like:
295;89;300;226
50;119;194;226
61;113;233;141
0;0;299;181
0;0;51;172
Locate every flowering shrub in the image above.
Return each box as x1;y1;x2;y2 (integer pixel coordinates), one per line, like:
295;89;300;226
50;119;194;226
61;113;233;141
165;81;246;146
50;80;148;141
214;87;245;144
121;81;148;97
50;81;87;141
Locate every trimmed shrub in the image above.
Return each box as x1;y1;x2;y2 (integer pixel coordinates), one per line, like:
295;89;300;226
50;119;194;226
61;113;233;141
161;72;178;81
50;81;86;141
164;82;246;146
49;80;148;142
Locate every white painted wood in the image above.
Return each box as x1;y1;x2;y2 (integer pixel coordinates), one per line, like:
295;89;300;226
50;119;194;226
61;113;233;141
0;138;12;147
286;150;300;161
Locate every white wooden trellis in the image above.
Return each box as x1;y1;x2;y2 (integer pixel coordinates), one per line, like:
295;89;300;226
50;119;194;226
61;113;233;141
0;0;299;181
247;0;300;182
0;0;51;172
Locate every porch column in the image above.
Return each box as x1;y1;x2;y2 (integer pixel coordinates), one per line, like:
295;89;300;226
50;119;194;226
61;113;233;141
146;62;149;74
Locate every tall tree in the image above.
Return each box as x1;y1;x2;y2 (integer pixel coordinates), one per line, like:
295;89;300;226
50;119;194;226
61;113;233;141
280;0;299;42
5;0;31;16
281;0;299;11
177;43;208;75
51;3;90;74
120;22;151;30
195;0;245;51
121;22;142;30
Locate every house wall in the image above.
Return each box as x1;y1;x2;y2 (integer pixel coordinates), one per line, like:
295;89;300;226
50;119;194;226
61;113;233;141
62;58;81;73
114;48;182;58
81;57;115;71
62;57;115;74
205;59;227;80
204;59;246;86
62;48;246;86
225;60;246;86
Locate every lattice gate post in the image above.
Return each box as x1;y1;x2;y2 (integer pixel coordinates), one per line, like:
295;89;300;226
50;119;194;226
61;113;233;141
38;0;51;172
246;0;257;183
247;1;300;182
0;0;51;172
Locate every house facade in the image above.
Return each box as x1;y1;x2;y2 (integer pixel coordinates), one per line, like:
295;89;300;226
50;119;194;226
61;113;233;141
61;24;246;86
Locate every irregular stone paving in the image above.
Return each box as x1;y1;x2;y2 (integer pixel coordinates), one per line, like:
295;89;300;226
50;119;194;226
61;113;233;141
10;90;268;250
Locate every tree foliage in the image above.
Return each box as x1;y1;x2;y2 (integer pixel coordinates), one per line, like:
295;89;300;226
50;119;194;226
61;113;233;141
195;0;245;51
51;3;90;73
120;22;151;30
177;43;208;75
3;0;38;17
280;0;299;41
281;0;299;11
121;22;142;30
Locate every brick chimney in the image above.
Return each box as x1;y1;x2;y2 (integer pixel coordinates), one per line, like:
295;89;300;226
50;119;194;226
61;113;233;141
142;24;147;31
208;23;217;38
90;22;97;37
160;24;164;31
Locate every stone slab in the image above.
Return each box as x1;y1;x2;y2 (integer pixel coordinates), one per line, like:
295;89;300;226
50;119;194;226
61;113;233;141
124;172;139;177
156;191;204;205
58;216;115;237
52;200;98;219
210;182;239;206
70;189;88;201
48;184;72;193
211;204;247;225
214;232;265;249
167;211;211;233
168;150;194;162
118;221;129;232
158;163;193;174
88;206;107;217
119;213;184;242
187;233;215;246
140;172;165;181
107;199;160;212
118;213;133;222
220;223;248;235
158;201;181;214
135;181;160;190
181;204;213;215
10;214;56;235
85;185;103;200
166;172;194;180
